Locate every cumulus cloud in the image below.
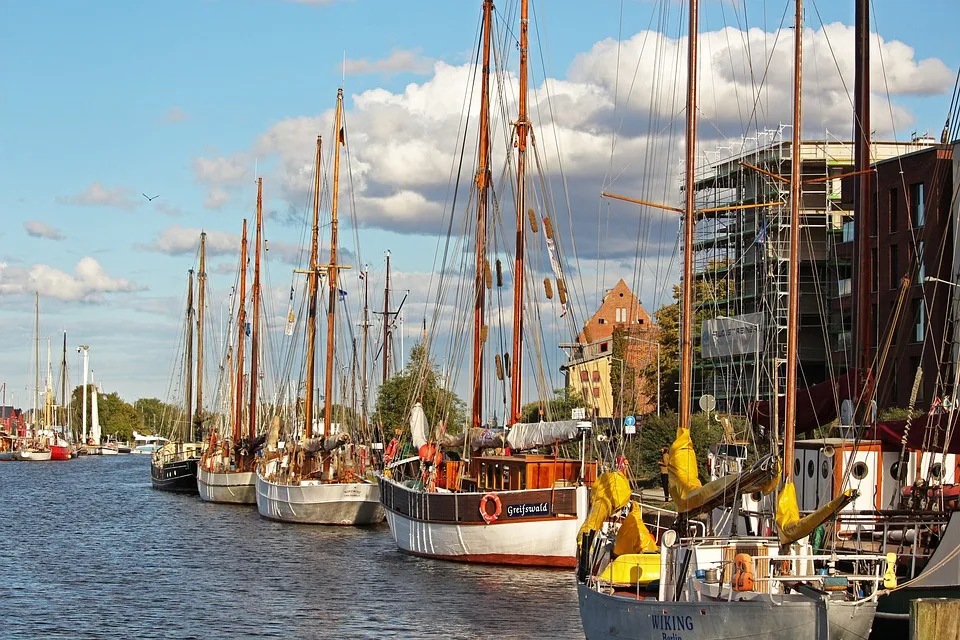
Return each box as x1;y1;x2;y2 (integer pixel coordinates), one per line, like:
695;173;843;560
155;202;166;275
143;224;315;266
57;182;139;210
193;154;249;209
343;49;436;77
191;22;951;268
24;220;65;241
161;106;189;123
0;257;143;302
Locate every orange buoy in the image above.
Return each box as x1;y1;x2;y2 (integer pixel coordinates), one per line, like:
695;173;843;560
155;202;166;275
479;493;502;524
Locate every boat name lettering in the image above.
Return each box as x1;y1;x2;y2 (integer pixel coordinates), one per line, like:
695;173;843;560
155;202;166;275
505;502;549;518
650;614;694;637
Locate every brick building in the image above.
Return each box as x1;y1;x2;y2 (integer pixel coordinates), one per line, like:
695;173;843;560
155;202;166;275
562;280;659;418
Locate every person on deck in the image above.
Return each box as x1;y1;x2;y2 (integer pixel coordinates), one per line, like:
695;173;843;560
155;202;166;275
659;447;670;501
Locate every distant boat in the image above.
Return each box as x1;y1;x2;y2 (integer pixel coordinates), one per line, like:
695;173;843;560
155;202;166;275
15;448;51;461
132;431;167;454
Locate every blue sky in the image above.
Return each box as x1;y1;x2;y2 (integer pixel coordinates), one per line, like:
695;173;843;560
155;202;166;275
0;0;956;410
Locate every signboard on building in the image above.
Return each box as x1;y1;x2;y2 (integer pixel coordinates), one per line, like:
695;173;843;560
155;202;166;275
571;407;586;420
700;312;764;358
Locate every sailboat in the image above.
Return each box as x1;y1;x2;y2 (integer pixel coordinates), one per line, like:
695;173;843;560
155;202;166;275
151;233;208;492
377;0;595;567
198;179;267;504
576;1;890;638
255;89;383;525
17;293;52;461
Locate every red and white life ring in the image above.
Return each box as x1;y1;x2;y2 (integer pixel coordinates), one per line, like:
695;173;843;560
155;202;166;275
479;492;502;524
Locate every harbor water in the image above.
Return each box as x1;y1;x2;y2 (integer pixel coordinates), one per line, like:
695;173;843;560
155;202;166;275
0;456;584;639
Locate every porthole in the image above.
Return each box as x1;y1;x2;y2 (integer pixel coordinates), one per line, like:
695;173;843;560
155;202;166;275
750;491;762;502
890;462;905;481
807;460;815;478
794;459;801;476
852;461;869;480
821;461;830;479
931;463;943;479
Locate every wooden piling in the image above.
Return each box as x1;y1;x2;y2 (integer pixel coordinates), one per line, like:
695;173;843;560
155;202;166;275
910;598;960;640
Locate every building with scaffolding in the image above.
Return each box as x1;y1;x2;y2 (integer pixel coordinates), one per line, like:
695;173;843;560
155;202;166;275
690;127;935;416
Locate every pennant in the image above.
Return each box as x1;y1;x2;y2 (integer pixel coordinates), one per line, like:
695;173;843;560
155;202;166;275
338;127;345;145
284;286;295;336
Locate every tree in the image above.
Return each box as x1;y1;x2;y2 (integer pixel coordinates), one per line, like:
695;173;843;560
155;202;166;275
373;342;466;439
625;410;726;481
68;385;142;442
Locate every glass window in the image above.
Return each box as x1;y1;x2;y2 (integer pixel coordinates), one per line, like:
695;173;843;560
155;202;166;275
852;461;869;480
915;298;926;343
918;241;926;282
579;370;589;382
842;220;855;243
889;188;899;232
911;183;925;227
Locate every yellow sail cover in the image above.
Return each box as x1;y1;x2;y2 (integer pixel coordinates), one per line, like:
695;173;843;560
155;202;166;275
613;502;658;555
578;471;632;542
775;481;857;546
668;427;778;515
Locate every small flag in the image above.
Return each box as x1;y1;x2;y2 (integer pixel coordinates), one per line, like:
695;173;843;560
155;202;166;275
338;127;345;145
358;271;365;280
245;322;251;337
284;287;295;336
338;288;348;301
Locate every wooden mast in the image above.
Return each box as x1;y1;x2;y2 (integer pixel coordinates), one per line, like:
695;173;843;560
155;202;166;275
361;264;370;433
304;136;323;440
234;220;248;445
679;0;700;434
473;0;493;429
509;0;530;423
60;331;67;430
382;251;391;386
783;0;803;481
249;178;263;440
324;89;345;439
184;268;195;443
194;232;207;442
33;292;39;436
853;0;873;418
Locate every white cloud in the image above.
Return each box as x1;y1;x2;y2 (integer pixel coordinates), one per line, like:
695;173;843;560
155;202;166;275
57;182;139;210
143;224;310;266
203;187;231;210
343;49;436;76
23;220;65;241
0;257;143;302
161;106;189;124
192;154;249;210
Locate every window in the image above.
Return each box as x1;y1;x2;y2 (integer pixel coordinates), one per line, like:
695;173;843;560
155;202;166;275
579;370;589;382
889;188;899;232
842;220;855;243
592;387;600;398
592;370;601;382
915;298;926;343
807;460;815;478
852;461;869;480
838;278;852;296
889;245;899;289
871;248;879;292
615;307;627;323
917;240;926;282
600;342;609;353
821;461;830;479
931;463;943;479
911;183;925;227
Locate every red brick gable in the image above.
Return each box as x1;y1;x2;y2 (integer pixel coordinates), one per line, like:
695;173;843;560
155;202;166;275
577;279;652;343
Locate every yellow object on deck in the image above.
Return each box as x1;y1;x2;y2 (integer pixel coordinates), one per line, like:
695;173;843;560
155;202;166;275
776;481;857;546
578;471;632;543
668;427;703;509
883;552;898;589
614;503;658;555
597;553;662;586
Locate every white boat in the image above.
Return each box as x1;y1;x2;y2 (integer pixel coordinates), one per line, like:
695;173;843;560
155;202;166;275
198;466;256;505
99;443;119;456
132;431;167;454
256;458;382;525
380;472;588;565
15;449;52;461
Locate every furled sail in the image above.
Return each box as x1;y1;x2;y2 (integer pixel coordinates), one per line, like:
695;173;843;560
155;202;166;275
668;426;778;516
302;432;350;452
90;386;101;444
507;420;580;451
410;402;429;449
578;471;632;542
775;481;857;546
439;427;504;450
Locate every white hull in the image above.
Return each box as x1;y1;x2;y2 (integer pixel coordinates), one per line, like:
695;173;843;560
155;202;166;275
15;450;52;461
197;467;256;504
100;447;119;456
380;476;590;567
255;472;384;525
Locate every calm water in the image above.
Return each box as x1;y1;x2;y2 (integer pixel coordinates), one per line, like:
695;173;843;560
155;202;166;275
0;456;584;639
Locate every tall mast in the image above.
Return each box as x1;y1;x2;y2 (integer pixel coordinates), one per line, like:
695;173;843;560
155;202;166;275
853;0;872;413
34;292;39;434
324;89;345;438
194;232;207;442
46;338;52;428
509;0;530;423
473;0;493;429
184;268;195;442
382;251;391;385
679;0;700;433
304;136;323;440
361;265;370;426
249;178;263;439
60;331;67;430
234;220;249;444
783;0;803;481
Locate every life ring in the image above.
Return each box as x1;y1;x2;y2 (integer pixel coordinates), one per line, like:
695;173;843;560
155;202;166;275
384;438;399;464
479;493;502;524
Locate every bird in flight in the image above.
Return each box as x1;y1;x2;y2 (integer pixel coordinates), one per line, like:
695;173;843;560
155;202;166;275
142;193;160;202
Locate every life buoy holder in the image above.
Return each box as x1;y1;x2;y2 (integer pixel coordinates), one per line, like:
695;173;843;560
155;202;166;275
480;492;502;524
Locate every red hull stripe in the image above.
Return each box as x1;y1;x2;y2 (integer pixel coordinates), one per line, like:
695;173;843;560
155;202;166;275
398;547;576;568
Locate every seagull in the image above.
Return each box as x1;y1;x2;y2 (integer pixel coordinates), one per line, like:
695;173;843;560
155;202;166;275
142;193;160;202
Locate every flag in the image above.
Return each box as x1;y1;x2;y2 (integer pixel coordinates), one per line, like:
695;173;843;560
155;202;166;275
245;322;251;337
338;288;348;301
284;287;295;336
338;127;345;145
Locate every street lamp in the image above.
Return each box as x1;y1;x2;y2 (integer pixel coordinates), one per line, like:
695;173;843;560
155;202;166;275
625;335;661;417
716;315;761;413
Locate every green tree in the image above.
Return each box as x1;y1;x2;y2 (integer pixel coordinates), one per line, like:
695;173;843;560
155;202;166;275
625;410;726;481
373;342;466;439
68;385;142;442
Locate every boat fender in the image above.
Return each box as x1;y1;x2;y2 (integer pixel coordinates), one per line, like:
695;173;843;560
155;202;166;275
358;448;367;475
732;553;755;592
480;492;502;524
883;552;897;589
